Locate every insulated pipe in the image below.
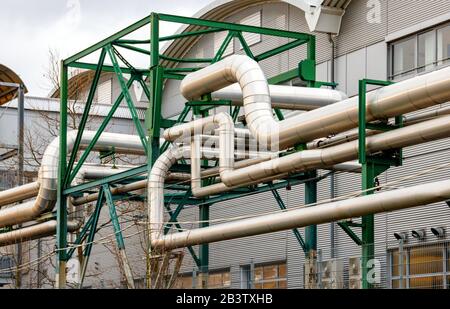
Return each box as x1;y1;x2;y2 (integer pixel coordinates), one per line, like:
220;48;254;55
152;179;450;250
211;84;348;111
181;55;450;150
0;182;40;208
0;220;81;247
221;115;450;187
0;131;145;228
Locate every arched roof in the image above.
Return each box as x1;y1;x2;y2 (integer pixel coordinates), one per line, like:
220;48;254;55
0;64;28;105
160;0;351;67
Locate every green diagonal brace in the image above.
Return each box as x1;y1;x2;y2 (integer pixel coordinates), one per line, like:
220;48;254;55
64;48;107;186
164;190;192;234
103;185;125;249
106;45;148;155
68;76;137;185
337;222;363;246
269;184;306;253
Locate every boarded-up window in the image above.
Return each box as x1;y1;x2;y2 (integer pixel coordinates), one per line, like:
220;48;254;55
239;11;262;49
97;79;112;104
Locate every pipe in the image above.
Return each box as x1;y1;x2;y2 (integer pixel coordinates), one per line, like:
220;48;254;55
0;131;145;228
152;178;450;250
0;182;40;208
181;55;450;150
221;115;450;187
211;84;347;111
0;220;81;246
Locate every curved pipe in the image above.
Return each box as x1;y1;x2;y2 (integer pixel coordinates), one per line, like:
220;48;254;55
181;55;450;150
0;131;145;228
152;178;450;250
0;220;81;246
212;83;347;111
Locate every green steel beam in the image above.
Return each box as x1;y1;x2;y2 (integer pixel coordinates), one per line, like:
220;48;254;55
160;54;214;63
107;45;148;155
64;15;151;65
67;76;137;185
164;205;201;267
64;165;147;195
255;39;307;62
160;106;191;153
199;204;210;275
115;39;150;45
66;214;95;260
164;190;192;234
64;49;107;187
163;72;186;80
158;13;312;41
270;185;306;253
164;67;201;73
268;68;299;85
213;31;235;63
79;188;104;289
56;62;69;288
68;62;149;76
337;222;363;246
160;27;223;42
304;170;317;256
114;42;150;56
235;32;255;59
103;185;125;249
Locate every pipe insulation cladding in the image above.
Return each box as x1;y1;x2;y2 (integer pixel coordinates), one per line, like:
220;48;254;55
152;179;450;250
180;55;450;150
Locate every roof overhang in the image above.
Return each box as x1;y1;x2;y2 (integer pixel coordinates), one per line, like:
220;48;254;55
0;64;27;106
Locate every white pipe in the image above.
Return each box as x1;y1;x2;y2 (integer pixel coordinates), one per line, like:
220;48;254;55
152;179;450;250
212;83;348;111
0;131;145;228
0;182;40;207
181;55;450;150
0;220;81;246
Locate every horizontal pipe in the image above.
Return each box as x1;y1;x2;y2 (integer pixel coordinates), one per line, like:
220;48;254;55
0;131;145;228
212;84;347;111
0;220;81;247
0;182;40;208
152;179;450;250
181;55;450;150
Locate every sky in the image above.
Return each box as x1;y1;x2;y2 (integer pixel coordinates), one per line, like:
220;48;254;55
1;0;213;96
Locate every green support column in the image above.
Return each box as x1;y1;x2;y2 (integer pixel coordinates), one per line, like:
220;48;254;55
56;61;68;289
199;204;210;288
305;170;318;257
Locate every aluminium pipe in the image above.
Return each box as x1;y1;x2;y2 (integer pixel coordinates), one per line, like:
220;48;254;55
221;115;450;187
152;178;450;250
185;115;450;196
0;131;145;228
0;182;40;208
0;220;81;247
211;83;347;111
181;55;450;150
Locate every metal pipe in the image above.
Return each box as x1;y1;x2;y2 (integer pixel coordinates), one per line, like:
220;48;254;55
181;55;450;150
221;115;450;187
0;182;40;207
211;83;347;111
0;220;81;247
0;131;145;228
152;178;450;250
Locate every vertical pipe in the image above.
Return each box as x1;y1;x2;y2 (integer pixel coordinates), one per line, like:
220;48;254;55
56;62;68;289
328;34;336;260
15;84;24;288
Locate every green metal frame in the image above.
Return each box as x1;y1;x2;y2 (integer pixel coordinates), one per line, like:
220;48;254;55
57;12;320;288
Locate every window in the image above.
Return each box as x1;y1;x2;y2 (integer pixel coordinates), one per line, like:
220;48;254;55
390;243;450;289
242;262;287;289
390;22;450;80
239;11;262;49
173;269;231;289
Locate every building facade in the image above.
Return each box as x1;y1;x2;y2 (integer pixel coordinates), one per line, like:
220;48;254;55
1;0;450;289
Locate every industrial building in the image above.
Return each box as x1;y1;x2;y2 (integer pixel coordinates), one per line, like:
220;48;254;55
1;0;450;289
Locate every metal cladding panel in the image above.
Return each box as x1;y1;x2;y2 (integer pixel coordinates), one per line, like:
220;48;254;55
387;0;450;34
334;54;347;93
336;0;388;57
346;48;367;97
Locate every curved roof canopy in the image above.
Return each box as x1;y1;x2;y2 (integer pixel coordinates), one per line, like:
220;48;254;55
0;64;27;106
161;0;351;66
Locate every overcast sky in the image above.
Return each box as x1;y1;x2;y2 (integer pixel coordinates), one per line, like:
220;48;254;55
1;0;213;96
